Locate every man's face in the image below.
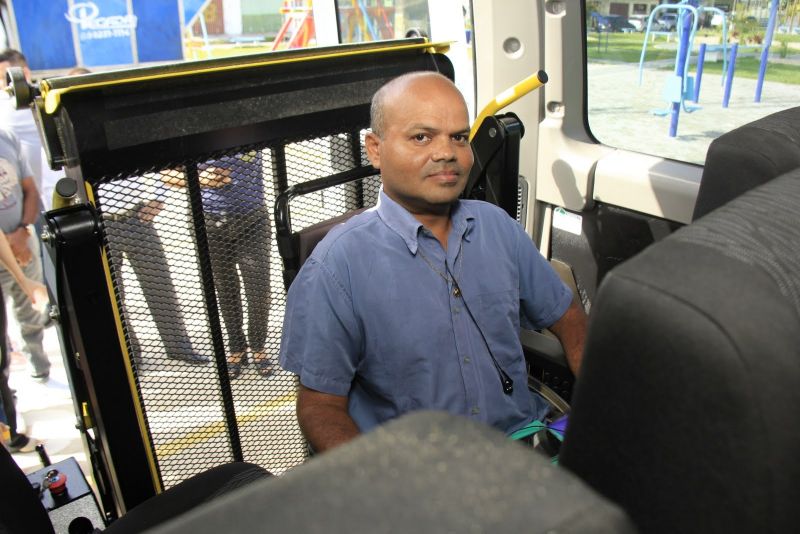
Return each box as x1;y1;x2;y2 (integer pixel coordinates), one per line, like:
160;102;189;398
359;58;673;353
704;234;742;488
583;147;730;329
365;76;473;215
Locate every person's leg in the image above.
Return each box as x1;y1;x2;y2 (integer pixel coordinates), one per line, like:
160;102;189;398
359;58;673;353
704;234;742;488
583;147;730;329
0;235;49;379
206;218;247;376
0;286;35;452
124;219;202;361
237;214;272;376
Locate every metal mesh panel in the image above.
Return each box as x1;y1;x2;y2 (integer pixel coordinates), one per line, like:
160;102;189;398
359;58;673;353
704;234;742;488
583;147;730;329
95;132;379;488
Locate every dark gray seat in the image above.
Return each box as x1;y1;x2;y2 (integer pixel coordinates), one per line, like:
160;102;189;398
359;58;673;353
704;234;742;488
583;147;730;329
151;411;634;533
693;106;800;220
561;168;800;533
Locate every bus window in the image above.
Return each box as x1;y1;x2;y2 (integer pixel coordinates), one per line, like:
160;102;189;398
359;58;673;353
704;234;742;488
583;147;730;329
336;0;432;43
585;1;800;165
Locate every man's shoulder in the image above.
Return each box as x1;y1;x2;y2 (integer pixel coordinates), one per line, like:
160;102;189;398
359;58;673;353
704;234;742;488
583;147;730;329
0;128;19;149
459;199;517;228
311;208;383;261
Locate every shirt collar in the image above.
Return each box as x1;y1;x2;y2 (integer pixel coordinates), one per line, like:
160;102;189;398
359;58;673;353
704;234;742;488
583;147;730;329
376;190;475;255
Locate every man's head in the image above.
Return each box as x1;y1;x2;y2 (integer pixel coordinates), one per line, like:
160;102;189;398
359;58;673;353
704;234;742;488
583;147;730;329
0;49;31;88
365;72;473;216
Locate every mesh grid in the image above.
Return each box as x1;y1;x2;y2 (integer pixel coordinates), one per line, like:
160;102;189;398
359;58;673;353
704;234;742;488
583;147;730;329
96;132;379;487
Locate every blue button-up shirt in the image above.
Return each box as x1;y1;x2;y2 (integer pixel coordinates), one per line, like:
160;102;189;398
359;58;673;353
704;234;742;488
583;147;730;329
279;192;571;434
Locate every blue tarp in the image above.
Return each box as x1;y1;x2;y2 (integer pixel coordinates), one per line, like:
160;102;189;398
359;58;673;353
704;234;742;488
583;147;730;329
11;0;184;70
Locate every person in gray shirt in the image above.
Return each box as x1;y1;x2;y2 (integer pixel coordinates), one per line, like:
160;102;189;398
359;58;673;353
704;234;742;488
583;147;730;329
0;128;50;380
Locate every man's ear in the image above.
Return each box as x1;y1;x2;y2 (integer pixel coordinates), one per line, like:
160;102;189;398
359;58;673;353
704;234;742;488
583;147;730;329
364;131;381;169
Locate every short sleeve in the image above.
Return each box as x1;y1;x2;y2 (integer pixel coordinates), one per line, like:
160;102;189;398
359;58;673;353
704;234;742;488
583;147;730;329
514;222;572;329
279;256;362;396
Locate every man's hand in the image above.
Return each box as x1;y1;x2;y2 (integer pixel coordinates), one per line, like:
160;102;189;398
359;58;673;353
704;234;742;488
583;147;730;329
161;167;232;189
297;384;360;454
199;167;232;188
137;200;164;223
6;226;32;266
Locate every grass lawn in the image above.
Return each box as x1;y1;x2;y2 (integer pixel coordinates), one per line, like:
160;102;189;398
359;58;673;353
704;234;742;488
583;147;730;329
587;32;800;85
693;56;800;84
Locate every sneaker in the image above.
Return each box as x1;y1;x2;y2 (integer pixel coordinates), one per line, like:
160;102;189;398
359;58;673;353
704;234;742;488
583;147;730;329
7;434;39;453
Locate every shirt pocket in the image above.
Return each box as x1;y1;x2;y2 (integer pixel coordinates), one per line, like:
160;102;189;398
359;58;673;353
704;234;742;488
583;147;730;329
473;289;521;363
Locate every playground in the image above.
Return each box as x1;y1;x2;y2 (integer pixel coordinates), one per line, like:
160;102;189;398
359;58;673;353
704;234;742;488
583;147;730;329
586;0;800;164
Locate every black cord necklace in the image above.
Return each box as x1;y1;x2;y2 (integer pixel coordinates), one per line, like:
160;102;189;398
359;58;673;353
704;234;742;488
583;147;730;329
415;239;514;395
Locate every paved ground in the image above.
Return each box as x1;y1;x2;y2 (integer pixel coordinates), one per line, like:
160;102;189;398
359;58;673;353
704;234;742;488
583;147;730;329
588;59;799;164
8;325;88;476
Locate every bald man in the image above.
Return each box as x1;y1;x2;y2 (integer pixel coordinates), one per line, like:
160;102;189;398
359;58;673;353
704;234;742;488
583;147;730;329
279;72;586;453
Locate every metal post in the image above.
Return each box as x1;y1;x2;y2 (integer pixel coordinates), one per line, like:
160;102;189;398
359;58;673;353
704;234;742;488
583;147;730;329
693;43;706;103
755;0;779;102
723;43;738;108
669;7;693;138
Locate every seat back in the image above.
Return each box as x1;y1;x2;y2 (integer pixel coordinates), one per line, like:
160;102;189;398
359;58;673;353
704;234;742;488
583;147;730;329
561;169;800;533
693;106;800;220
149;412;636;533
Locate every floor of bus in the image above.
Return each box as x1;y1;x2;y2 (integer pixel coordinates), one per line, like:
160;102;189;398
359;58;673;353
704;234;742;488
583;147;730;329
7;321;91;482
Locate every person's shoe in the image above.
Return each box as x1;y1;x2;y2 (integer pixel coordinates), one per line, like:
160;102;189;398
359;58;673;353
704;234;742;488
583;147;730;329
31;371;50;383
227;352;248;380
7;434;39;453
252;352;275;378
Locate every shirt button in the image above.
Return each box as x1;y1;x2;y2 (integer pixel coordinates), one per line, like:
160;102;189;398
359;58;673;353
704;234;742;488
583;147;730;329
471;407;480;415
463;356;471;363
453;307;461;313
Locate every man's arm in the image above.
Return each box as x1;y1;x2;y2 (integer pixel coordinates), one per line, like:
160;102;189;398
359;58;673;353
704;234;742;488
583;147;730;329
20;176;39;226
5;175;39;265
548;299;587;376
297;384;360;454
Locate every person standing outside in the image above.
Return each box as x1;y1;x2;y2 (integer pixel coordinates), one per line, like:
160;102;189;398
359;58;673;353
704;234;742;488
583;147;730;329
165;152;273;379
0;128;50;381
279;72;587;453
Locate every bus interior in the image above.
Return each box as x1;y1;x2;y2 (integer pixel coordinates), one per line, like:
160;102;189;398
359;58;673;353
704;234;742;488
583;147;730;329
1;1;798;532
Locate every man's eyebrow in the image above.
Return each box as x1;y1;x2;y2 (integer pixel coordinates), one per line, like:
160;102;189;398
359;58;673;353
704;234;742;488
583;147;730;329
405;125;471;135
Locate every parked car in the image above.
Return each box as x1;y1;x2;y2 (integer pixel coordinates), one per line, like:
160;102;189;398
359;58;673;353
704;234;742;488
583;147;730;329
628;15;647;32
655;13;678;31
591;13;637;33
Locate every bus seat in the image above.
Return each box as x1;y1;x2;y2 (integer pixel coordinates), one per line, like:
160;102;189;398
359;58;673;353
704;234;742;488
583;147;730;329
275;164;380;291
0;444;269;534
148;411;636;533
560;168;800;533
693;106;800;220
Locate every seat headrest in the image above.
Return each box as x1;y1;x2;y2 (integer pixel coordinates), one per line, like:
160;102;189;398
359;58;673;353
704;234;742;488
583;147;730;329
562;168;800;533
693;106;800;220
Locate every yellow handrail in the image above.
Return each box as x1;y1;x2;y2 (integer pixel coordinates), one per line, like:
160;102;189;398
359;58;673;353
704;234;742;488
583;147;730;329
469;70;548;141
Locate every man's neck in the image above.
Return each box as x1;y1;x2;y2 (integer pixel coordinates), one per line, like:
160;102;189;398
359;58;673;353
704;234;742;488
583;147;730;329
414;212;452;250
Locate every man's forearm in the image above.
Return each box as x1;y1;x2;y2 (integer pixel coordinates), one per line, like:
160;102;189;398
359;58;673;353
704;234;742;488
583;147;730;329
21;182;40;226
550;299;587;376
297;388;360;454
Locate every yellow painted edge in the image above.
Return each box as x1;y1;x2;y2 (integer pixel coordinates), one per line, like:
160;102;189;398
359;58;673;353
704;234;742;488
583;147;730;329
155;393;296;459
86;182;164;494
43;41;452;114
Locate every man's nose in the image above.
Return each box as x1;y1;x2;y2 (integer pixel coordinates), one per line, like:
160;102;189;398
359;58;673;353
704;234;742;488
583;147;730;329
431;138;456;161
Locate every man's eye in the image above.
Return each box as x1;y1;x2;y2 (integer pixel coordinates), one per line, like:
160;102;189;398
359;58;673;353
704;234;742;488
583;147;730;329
413;134;429;142
453;134;468;143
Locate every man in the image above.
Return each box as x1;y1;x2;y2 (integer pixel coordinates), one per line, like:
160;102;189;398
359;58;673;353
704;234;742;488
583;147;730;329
0;128;50;381
279;72;586;453
0;50;49;208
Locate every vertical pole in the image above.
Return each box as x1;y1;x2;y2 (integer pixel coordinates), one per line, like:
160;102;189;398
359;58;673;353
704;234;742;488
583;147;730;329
755;0;779;102
723;43;738;108
185;162;243;463
669;7;693;138
693;43;706;102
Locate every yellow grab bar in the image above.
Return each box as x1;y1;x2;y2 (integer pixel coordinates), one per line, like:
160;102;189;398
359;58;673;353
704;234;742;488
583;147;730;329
469;70;548;141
